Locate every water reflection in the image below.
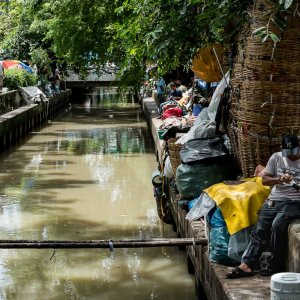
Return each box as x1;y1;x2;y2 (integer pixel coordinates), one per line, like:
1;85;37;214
0;89;195;299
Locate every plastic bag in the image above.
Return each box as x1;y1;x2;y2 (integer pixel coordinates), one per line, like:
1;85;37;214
176;158;236;199
208;208;238;265
186;192;215;221
228;226;253;262
180;137;228;164
207;71;230;122
175;110;215;144
209;207;226;228
163;156;174;178
209;226;237;265
188;197;199;210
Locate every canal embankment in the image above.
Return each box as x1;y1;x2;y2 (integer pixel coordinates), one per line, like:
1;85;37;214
0;89;71;149
141;95;300;300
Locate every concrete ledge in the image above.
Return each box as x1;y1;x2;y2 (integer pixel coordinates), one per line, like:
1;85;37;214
0;90;71;149
0;104;39;136
141;97;300;299
0;90;24;114
288;220;300;272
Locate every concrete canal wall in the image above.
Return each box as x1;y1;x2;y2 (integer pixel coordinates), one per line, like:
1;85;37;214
141;96;300;300
0;91;24;114
0;90;71;150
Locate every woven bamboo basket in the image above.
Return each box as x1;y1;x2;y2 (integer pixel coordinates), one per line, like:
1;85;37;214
227;124;241;168
242;39;300;62
234;61;300;82
234;127;282;177
240;89;300;104
229;0;300;177
167;138;183;178
236;110;300;128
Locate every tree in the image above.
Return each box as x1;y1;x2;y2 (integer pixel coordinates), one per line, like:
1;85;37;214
1;0;293;89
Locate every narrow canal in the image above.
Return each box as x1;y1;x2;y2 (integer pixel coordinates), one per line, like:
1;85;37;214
0;88;195;299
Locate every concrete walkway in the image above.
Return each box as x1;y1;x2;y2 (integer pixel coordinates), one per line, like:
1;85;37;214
141;96;279;300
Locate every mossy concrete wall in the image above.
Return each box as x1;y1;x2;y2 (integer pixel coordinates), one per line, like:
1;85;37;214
0;90;71;150
0;91;25;114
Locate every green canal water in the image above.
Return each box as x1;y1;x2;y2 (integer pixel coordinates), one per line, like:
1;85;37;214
0;88;195;299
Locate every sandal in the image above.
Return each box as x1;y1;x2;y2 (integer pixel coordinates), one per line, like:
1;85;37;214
259;252;273;277
226;267;254;279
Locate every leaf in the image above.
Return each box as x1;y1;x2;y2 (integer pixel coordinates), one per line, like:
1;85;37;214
261;34;269;43
269;32;280;43
252;26;267;35
284;0;294;9
273;17;287;31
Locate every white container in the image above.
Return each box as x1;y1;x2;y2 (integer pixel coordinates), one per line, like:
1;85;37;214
270;272;300;300
151;170;162;187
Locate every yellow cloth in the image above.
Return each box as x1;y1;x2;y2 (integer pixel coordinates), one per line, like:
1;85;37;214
177;96;189;107
203;178;271;235
191;45;223;82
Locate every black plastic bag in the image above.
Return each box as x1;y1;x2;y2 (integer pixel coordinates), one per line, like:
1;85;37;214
180;136;228;164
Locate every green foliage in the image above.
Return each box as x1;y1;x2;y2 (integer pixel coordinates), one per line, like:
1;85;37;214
3;69;37;90
0;0;295;88
108;0;252;81
252;0;295;44
30;48;51;70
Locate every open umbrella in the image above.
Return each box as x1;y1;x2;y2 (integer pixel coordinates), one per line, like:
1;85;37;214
0;60;33;73
191;45;223;82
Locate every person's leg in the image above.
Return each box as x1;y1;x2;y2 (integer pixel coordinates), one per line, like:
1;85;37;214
271;202;300;273
157;93;163;107
241;202;276;269
226;202;277;278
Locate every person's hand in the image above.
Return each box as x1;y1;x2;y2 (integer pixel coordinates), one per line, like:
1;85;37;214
279;173;293;183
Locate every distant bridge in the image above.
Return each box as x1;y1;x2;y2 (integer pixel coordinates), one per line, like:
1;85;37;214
65;71;119;89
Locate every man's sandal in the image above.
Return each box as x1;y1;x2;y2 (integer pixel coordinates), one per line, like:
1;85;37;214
226;267;254;279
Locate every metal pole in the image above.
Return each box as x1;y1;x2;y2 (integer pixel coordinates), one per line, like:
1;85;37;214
0;238;207;249
212;47;229;87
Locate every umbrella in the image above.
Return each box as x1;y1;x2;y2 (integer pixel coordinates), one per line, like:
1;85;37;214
191;45;223;82
0;60;33;73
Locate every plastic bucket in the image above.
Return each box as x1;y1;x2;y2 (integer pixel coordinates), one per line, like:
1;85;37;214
157;129;167;140
270;272;300;299
151;170;162;187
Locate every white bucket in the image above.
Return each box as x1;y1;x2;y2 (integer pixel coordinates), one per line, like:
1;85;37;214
270;272;300;300
151;170;162;187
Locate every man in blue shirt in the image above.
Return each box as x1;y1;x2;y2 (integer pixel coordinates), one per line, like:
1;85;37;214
156;77;166;106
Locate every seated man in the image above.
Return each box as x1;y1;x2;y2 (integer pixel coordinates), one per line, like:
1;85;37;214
226;134;300;278
168;82;182;100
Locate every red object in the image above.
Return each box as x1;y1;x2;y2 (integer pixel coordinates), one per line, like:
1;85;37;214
162;104;178;113
162;107;183;120
0;60;33;73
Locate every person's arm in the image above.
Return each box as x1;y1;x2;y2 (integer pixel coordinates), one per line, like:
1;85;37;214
262;171;293;186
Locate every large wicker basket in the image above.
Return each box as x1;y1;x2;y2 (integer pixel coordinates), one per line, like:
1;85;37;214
229;0;300;177
167;138;183;178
